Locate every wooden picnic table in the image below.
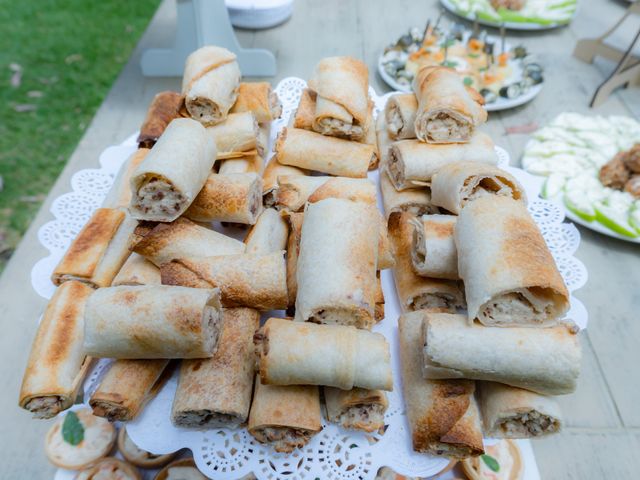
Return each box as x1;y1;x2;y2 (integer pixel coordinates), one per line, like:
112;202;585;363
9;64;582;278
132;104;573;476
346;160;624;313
1;0;639;478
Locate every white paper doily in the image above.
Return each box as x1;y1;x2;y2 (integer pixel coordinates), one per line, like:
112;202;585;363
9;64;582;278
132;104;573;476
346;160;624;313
34;78;586;480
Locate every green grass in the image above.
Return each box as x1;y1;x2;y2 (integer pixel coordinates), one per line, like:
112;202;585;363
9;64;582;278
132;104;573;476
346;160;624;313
0;0;161;271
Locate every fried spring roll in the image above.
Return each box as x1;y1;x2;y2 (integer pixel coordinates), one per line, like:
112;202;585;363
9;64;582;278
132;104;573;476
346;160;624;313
399;311;484;458
262;157;306;207
172;308;259;428
84;286;222;359
413;66;487;144
102;149;150;209
137;91;185;148
230;82;282;123
388;212;465;312
248;380;322;453
129;118;217;221
111;253;161;286
160;252;288;311
431;162;526;215
207;112;260;159
254;318;393;390
244;208;289;255
456;196;570;327
182;46;240;126
380;170;436;220
184;172;263;224
421;312;581;396
52;208;137;288
277;176;377;212
324;387;388;432
90;359;170;421
133;217;245;266
218;154;264;175
385;93;418;140
19;281;94;419
295;199;378;328
410;214;458;280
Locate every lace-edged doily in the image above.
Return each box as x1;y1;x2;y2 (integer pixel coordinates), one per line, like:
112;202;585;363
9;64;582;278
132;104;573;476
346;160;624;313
35;78;586;480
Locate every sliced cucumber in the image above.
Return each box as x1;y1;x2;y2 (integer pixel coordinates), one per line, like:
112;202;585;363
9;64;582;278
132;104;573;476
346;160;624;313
542;174;567;199
630;206;640;234
564;189;596;222
594;202;639;238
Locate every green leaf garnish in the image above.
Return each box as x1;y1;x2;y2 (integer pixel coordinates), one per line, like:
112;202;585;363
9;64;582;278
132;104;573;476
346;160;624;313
62;411;85;446
349;443;358;449
481;454;500;472
463;77;473;86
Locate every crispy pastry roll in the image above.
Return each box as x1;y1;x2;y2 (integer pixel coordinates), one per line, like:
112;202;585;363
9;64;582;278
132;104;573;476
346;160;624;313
431;162;526;215
84;285;222;359
184;172;263;224
308;56;369;141
421;312;581;395
129;118;217;221
182;46;240;126
456;196;570;327
388;212;464;312
52;208;137;288
412;66;487;144
295;198;378;328
293;88;317;131
248;380;322;453
218;153;264;175
133;217;245;266
102;149;150;209
137;91;185;148
283;211;304;309
276;128;374;178
262;157;306;207
380;170;436;219
254;317;393;390
161;252;288;310
90;359;170;421
386;132;497;190
172;308;259;428
207;112;261;159
410;214;458;280
324;387;388;432
385;93;418;140
230;81;282;123
399;311;484;458
477;382;563;438
19;281;94;418
112;253;161;286
277;176;377;212
276;175;329;211
244;208;289;254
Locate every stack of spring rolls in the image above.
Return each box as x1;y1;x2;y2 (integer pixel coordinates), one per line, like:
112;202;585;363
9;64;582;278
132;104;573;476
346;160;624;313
377;65;582;460
18;48;398;458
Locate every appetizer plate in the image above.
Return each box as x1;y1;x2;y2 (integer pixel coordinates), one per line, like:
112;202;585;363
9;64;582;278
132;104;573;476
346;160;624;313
440;0;577;30
559;206;640;244
34;78;586;480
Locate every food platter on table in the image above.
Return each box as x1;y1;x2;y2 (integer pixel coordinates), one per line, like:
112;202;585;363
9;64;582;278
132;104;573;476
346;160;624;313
378;24;543;111
440;0;578;30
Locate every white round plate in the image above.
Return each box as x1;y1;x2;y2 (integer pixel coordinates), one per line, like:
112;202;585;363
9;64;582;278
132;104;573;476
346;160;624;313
376;57;543;111
440;0;575;30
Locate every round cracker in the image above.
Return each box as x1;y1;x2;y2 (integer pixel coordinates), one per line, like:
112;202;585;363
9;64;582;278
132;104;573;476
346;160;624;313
117;427;176;468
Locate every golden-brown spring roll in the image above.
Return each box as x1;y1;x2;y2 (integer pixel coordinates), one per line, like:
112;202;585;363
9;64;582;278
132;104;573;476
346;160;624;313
84;286;222;359
52;208;137;288
410;214;459;280
456;196;570;327
184;172;263;224
129;118;217;222
386;132;497;190
324;387;388;432
89;359;170;421
399;310;484;458
276;175;329;212
388;213;465;312
292;88;317;131
277;176;377;212
262;157;306;207
276;128;374;178
413;66;487;144
477;382;563;439
207;112;260;159
111;253;161;286
230;82;282;123
431;162;526;215
133;217;245;266
182;46;240;126
308;56;369;141
102;149;150;209
137;91;185;148
19;281;94;419
160;252;288;311
218;154;264;175
385;93;418;140
295;198;378;329
380;170;436;220
244;208;289;255
172;308;259;428
248;380;322;453
254;318;393;390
